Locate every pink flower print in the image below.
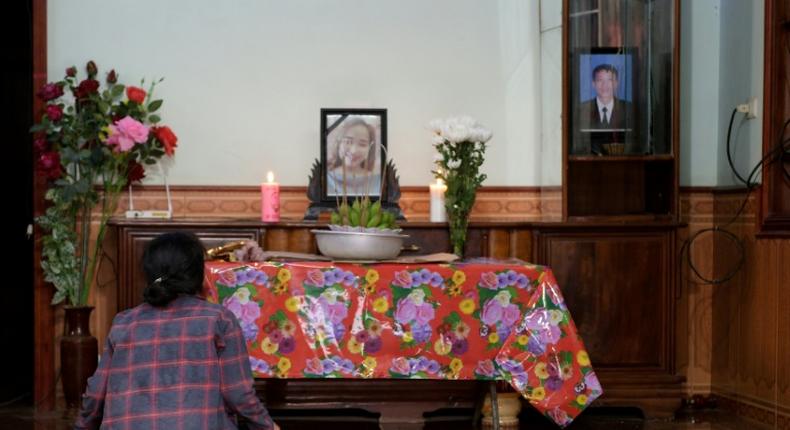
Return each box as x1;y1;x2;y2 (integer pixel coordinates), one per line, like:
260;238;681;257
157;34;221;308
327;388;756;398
268;330;283;344
393;270;413;288
414;303;435;325
390;357;411;375
538;325;562;345
475;359;496;377
395;299;417;324
480;300;503;325
223;295;261;325
524;309;550;331
305;357;324;375
218;270;237;287
547;408;572;426
305;269;325;287
326;302;348;324
480;272;499;290
502;304;521;327
585;371;603;392
106;116;149;152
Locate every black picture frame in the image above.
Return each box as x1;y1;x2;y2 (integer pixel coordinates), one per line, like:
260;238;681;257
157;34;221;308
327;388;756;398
320;108;388;203
570;46;641;155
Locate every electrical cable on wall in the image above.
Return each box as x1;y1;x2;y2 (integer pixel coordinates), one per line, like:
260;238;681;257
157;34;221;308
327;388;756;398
680;109;790;286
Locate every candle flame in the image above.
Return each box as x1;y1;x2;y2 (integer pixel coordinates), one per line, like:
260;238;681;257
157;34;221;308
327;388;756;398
436;178;444;186
267;171;274;183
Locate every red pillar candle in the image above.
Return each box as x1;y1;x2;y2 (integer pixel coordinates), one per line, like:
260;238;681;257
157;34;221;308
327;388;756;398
261;171;280;222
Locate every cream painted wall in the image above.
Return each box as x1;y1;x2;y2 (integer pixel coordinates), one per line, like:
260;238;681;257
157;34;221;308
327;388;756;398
48;0;542;186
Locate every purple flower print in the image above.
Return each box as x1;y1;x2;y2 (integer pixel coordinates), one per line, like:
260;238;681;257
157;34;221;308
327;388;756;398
342;271;357;286
391;357;411;375
538;325;562;345
253;270;268;285
393;270;413;288
475;359;496;377
414;303;435;325
411;272;423;286
235;270;251;285
496;324;512;340
451;338;468;355
545;376;563;391
326;301;348;324
500;360;525;375
480;272;499;290
249;357;269;374
278;337;295;354
497;273;510;288
426;360;441;374
412;324;432;343
364;336;382;353
585;371;603;392
240;321;259;342
321;359;338;373
323;270;337;285
332;322;346;340
419;269;433;284
524;309;550;331
512;372;528;388
527;336;546;355
305;269;325;287
223;295;261;326
481;300;503;325
395;299;417;324
506;271;518;284
516;274;529;289
430;273;444;287
416;356;430;371
502;304;521;327
547;361;561;378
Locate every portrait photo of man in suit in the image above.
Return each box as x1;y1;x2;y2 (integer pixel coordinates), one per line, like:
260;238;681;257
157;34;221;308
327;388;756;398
578;63;633;131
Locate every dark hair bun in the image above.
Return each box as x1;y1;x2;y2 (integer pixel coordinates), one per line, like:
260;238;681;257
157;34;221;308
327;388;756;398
142;232;205;307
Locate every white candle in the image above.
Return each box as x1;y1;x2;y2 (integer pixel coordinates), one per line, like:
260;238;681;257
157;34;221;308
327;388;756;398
429;178;447;222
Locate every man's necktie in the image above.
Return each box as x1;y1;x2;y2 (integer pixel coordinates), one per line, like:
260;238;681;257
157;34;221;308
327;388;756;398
601;107;609;125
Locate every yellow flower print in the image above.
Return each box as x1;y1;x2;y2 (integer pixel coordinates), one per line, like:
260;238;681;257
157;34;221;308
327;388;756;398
452;270;466;286
447;284;462;297
534;362;549;379
577;350;591;367
487;332;500;344
517;334;529;346
449;358;463;374
347;338;362;354
459;299;475;315
365;269;380;285
373;297;389;313
276;370;288;378
272;283;288;295
549;309;564;325
277;268;291;283
363;356;377;370
261;337;279;355
402;331;414;343
434;339;452;356
277;357;291;372
576;394;588;405
364;283;377;294
285;296;301;312
529;387;546;401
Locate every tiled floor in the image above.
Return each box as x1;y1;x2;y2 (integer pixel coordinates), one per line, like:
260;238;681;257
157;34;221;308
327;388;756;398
0;405;770;429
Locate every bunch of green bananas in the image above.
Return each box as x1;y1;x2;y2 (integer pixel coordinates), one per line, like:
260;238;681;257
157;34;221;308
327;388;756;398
330;198;397;229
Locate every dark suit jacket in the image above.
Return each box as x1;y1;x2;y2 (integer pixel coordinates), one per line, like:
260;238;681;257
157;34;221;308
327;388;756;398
578;98;632;130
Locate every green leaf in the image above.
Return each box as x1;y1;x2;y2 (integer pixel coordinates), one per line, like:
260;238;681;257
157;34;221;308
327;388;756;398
148;114;161;124
147;100;163;112
111;84;125;98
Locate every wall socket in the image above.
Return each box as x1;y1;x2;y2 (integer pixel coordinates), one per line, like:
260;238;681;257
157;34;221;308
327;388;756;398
737;97;759;119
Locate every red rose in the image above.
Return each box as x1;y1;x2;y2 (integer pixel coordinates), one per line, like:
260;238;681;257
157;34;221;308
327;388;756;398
65;66;77;77
46;105;63;122
36;83;63;101
152;125;178;156
33;137;49;153
106;69;117;84
126;86;146;104
38;152;62;179
125;160;146;186
74;79;99;99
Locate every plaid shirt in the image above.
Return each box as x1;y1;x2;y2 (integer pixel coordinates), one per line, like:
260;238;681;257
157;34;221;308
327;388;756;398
74;295;274;430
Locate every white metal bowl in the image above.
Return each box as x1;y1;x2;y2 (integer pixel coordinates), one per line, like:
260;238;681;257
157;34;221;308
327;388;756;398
311;229;408;260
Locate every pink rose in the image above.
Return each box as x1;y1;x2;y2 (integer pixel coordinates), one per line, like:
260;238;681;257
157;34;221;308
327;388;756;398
218;270;237;286
393;270;412;287
414;303;435;325
390;357;411;375
475;359;496;377
480;300;503;325
538;325;562;345
305;269;325;286
502;304;520;327
394;299;417;324
327;302;348;324
223;295;261;325
480;272;499;289
547;408;571;426
305;357;324;375
106;116;149;152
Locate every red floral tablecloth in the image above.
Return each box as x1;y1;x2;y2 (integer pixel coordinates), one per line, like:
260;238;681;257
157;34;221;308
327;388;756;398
204;261;602;427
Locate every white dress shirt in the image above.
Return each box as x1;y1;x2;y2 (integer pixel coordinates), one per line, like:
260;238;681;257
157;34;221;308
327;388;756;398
596;98;614;124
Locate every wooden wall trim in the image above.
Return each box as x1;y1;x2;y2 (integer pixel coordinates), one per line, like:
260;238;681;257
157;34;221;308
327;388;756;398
31;0;55;412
